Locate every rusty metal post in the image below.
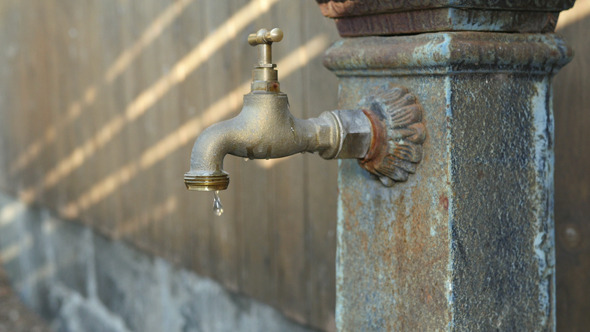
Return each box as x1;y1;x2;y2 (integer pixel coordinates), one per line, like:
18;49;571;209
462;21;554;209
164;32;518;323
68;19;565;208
316;1;575;330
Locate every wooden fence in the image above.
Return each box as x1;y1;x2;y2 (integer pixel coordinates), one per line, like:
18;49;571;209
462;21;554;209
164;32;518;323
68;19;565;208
555;1;590;330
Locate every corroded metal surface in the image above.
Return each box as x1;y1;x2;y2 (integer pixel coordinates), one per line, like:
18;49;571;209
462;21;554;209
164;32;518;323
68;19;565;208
336;76;451;331
326;32;571;330
359;85;426;186
316;0;574;36
324;33;572;76
332;9;560;36
449;75;556;330
316;0;575;16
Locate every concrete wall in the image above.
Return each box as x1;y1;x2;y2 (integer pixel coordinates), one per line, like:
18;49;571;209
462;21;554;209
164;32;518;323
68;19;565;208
0;192;313;332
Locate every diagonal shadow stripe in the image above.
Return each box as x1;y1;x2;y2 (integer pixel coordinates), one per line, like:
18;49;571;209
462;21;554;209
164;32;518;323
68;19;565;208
10;0;197;176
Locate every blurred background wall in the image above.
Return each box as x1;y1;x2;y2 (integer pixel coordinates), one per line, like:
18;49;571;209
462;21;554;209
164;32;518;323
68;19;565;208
554;0;590;330
0;0;339;330
0;0;587;331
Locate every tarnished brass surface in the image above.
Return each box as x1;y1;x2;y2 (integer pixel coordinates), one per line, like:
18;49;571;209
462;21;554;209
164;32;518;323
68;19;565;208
184;173;229;191
249;28;283;93
184;28;379;192
184;28;428;191
247;28;283;47
183;88;376;191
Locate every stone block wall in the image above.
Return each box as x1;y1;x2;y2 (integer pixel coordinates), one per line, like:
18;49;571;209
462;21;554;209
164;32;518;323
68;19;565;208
0;192;312;332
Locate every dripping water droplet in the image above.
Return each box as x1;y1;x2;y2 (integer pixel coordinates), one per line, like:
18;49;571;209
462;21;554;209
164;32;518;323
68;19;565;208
213;190;223;216
243;158;249;162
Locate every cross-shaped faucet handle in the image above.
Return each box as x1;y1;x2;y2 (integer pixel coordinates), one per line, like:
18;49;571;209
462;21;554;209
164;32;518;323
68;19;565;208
248;28;283;67
247;28;283;46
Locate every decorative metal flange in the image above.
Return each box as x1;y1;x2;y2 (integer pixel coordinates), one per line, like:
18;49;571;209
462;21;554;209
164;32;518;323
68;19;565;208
359;84;426;187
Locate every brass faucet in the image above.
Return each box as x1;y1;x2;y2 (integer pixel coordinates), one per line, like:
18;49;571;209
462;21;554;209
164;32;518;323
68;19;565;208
184;28;426;191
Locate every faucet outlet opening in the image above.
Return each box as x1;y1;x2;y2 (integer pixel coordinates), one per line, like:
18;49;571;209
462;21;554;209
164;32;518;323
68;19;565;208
184;173;229;192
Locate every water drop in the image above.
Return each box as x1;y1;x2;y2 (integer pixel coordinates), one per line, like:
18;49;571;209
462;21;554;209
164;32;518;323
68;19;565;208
213;190;223;216
243;158;249;162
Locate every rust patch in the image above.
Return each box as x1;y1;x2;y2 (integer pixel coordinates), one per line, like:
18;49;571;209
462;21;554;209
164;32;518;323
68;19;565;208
359;85;426;186
359;108;387;176
323;33;573;76
360;231;368;252
332;10;560;36
269;81;280;93
316;0;574;18
334;78;452;330
440;195;449;211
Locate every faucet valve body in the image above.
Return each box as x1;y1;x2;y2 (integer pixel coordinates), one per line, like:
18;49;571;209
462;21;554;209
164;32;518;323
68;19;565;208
184;29;426;192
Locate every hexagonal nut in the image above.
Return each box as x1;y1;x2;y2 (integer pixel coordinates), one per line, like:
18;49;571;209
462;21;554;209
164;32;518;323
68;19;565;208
333;110;372;159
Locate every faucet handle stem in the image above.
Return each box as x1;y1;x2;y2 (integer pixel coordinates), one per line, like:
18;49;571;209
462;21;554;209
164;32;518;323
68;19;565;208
248;28;283;67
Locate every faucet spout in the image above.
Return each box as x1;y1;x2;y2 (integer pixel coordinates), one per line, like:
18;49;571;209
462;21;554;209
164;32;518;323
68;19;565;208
184;91;349;191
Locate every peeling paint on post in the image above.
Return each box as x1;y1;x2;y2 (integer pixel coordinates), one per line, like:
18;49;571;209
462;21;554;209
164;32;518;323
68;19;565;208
317;1;575;330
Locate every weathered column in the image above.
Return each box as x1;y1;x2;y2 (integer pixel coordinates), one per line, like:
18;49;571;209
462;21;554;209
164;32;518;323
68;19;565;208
316;1;575;330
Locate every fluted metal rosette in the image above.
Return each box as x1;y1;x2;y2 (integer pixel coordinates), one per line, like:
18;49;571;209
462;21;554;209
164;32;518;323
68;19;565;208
359;84;426;187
